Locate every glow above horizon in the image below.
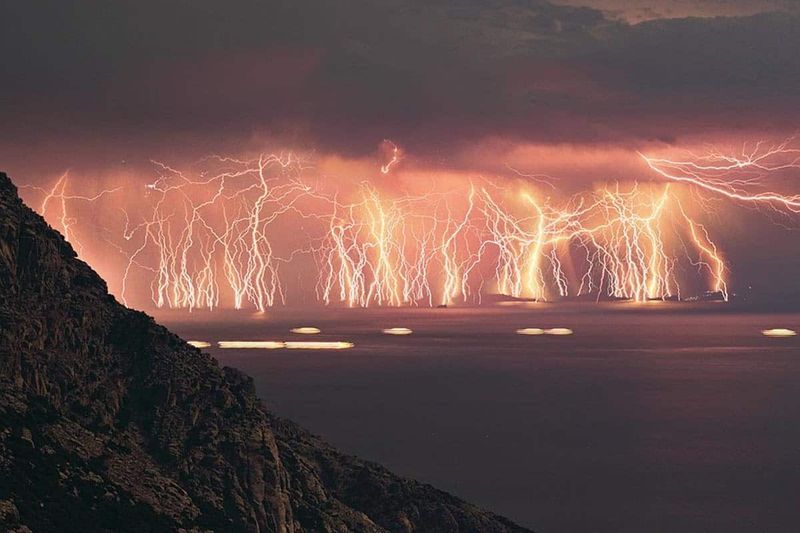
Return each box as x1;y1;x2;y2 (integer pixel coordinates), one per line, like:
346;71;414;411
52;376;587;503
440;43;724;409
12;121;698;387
20;141;763;313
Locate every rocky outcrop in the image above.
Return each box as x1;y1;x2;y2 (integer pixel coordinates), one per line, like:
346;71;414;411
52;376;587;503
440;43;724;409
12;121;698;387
0;171;531;532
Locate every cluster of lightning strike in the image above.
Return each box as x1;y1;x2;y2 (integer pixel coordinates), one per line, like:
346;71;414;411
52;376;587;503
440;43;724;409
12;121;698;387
116;154;325;311
641;137;800;213
574;184;727;302
313;183;481;307
313;181;728;307
27;152;729;310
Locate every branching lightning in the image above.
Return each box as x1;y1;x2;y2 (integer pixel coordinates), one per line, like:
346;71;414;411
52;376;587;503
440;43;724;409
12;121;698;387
23;172;121;257
313;180;726;306
24;149;730;310
116;153;325;311
641;137;800;213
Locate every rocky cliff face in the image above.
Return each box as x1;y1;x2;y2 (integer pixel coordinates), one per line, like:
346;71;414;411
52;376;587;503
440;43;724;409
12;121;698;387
0;171;532;533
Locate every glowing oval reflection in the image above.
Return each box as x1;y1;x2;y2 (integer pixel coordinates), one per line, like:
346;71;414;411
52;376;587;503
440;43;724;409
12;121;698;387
383;327;413;335
284;341;354;350
516;328;545;336
290;327;321;335
545;328;574;336
187;340;211;348
219;341;285;349
762;328;797;337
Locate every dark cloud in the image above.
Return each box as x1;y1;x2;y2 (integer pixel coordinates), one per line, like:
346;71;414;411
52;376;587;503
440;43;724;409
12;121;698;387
1;0;799;156
553;0;800;22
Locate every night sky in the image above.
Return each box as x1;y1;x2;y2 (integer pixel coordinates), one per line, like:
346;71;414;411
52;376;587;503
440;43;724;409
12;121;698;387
2;0;800;305
3;1;800;155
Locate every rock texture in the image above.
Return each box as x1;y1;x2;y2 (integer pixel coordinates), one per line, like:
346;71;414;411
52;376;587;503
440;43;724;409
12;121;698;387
0;171;532;533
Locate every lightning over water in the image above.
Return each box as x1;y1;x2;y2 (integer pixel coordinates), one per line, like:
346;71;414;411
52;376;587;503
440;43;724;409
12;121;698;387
20;146;733;311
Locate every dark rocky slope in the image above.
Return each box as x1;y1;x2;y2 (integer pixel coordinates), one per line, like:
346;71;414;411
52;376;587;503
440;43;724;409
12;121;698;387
0;171;532;533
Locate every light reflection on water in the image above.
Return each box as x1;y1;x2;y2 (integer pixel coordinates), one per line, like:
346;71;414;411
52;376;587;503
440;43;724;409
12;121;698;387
290;326;321;335
164;306;800;533
762;328;797;337
217;340;354;350
382;327;413;335
218;340;284;349
186;340;211;348
285;341;353;350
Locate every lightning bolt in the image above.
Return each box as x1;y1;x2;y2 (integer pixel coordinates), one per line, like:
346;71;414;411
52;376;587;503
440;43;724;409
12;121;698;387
28;150;730;309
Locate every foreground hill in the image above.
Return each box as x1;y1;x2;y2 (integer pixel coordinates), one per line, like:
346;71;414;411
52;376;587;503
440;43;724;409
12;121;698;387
0;171;531;532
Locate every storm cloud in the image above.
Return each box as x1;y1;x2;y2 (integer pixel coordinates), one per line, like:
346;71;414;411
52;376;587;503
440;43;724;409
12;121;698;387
2;0;800;157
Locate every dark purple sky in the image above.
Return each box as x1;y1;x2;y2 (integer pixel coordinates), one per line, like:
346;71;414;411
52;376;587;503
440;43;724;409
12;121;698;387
2;0;799;160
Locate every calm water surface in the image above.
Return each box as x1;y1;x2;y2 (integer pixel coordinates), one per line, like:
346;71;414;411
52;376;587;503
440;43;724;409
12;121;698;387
163;306;800;533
